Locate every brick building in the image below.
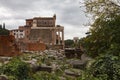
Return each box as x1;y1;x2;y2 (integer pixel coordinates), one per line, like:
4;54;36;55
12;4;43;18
10;14;64;51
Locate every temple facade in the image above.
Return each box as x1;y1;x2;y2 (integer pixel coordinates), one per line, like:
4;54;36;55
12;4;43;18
10;14;64;51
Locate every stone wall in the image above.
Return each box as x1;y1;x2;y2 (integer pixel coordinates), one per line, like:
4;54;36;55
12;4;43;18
0;35;20;56
29;29;52;44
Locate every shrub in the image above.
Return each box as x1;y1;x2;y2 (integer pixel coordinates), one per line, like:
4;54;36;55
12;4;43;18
89;54;120;80
1;57;32;80
33;72;60;80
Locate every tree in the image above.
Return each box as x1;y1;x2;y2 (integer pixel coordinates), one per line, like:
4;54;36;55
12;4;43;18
65;39;74;48
82;0;120;57
84;0;120;19
0;28;9;35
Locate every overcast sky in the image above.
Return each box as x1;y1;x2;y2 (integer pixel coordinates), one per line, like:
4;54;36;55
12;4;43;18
0;0;90;39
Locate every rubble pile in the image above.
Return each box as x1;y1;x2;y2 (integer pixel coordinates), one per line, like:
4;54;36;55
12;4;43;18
0;50;91;79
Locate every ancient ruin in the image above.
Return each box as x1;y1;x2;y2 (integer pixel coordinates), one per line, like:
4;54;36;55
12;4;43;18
0;35;20;56
0;24;20;56
10;14;64;52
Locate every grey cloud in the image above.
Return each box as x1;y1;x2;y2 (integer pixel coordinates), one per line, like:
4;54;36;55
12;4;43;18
64;24;89;39
0;0;89;39
0;0;35;10
49;0;89;27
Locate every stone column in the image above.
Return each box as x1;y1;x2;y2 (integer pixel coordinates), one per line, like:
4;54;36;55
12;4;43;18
62;30;64;44
62;29;64;49
54;30;56;45
58;30;60;45
52;30;54;45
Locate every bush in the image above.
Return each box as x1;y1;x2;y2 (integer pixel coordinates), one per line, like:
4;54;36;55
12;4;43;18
33;72;60;80
1;57;32;80
89;54;120;80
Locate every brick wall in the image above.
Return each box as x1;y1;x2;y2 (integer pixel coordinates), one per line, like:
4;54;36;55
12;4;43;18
27;42;46;51
0;35;20;56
